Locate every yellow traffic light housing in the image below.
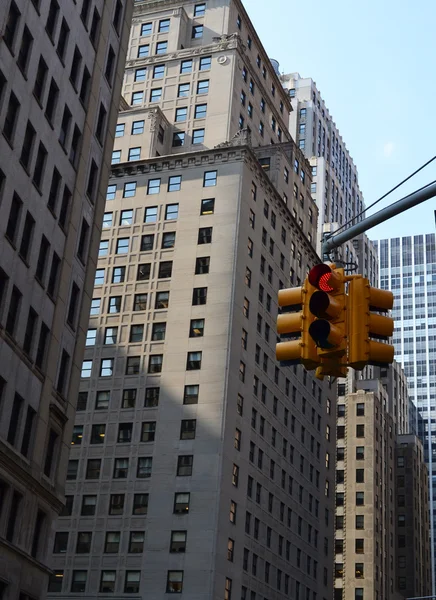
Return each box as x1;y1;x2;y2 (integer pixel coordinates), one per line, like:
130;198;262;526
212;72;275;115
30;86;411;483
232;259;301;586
307;264;347;359
276;281;319;370
348;277;394;370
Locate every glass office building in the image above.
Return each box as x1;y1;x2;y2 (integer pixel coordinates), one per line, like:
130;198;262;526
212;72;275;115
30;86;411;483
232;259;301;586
374;233;436;588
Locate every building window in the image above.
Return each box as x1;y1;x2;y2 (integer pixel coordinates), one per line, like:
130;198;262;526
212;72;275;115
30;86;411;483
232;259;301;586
109;494;125;515
183;384;199;404
186;352;202;370
199;56;211;70
150;88;162;102
144;387;160;408
137;457;153;478
200;198;214;214
95;391;110;410
198;227;212;244
113;458;129;479
155;291;169;309
174;492;190;513
356;424;365;437
165;203;179;219
71;571;87;593
141;421;156;442
178;83;190;97
156;41;167;54
162;232;176;249
140;22;152;36
192;25;203;38
129;531;144;553
177;455;193;476
197;80;209;94
148;354;163;373
168;175;182;191
104;532;120;554
167;570;183;593
99;571;116;593
134;294;148;311
153;64;165;79
194;3;206;16
126;357;140;375
124;572;141;594
132;494;148;515
192;287;207;305
193;128;205;144
152;322;166;341
122;388;137;408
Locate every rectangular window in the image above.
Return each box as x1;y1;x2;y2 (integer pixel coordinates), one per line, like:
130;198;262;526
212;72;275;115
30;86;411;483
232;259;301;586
137;456;152;478
122;388;137;407
178;83;190;97
107;495;124;517
144;387;160;407
177;455;193;476
20;120;36;171
131;91;143;106
192;24;203;38
197;80;209;94
203;170;217;187
193;128;205;144
199;56;211;70
173;132;185;147
198;227;212;244
6;192;23;246
156;41;167;55
128;147;141;161
138;44;149;57
153;64;165;79
32;142;48;190
192;287;207;305
148;354;163;373
183;384;199;405
194;3;206;16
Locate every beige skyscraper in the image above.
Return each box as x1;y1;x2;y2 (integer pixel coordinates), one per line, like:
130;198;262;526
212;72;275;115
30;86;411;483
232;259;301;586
0;0;133;598
48;0;338;598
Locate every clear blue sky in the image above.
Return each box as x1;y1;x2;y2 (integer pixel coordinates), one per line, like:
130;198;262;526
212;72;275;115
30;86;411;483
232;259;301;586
246;0;436;239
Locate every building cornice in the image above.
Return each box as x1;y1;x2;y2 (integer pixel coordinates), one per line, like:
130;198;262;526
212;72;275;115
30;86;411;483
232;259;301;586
111;143;319;264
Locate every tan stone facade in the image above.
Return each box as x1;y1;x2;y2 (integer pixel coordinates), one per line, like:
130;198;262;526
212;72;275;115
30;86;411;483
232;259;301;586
0;0;133;598
48;0;338;598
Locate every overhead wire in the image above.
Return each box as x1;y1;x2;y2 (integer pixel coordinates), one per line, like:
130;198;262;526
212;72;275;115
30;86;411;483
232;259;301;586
327;154;436;238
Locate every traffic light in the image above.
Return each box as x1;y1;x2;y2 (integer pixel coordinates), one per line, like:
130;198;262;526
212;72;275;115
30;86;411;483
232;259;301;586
276;281;320;370
347;277;394;370
307;264;347;358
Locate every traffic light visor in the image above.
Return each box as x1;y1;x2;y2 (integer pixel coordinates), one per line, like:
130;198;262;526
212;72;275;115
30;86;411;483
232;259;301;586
308;264;341;292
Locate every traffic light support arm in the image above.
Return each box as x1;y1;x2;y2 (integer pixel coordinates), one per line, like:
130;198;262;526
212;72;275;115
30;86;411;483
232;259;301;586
322;181;436;260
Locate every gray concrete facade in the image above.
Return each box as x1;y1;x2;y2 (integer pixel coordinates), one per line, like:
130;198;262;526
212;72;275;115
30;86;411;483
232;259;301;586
0;0;133;598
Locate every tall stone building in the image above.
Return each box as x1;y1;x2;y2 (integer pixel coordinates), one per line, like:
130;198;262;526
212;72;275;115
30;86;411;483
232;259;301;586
0;0;133;598
282;72;364;268
48;0;337;598
395;434;431;598
334;381;402;600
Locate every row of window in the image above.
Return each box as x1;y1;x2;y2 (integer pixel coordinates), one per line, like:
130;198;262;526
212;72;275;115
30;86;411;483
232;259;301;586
86;317;205;347
49;568;185;594
90;288;205;322
76;384;200;412
130;78;209;106
80;349;203;378
67;454;194;480
71;418;197;445
107;172;216;196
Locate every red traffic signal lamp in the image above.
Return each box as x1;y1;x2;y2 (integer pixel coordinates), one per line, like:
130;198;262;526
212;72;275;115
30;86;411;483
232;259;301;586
276;282;320;370
307;264;347;357
348;277;394;370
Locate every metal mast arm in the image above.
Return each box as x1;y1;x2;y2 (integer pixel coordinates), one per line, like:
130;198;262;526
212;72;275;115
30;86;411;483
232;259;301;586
322;182;436;259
